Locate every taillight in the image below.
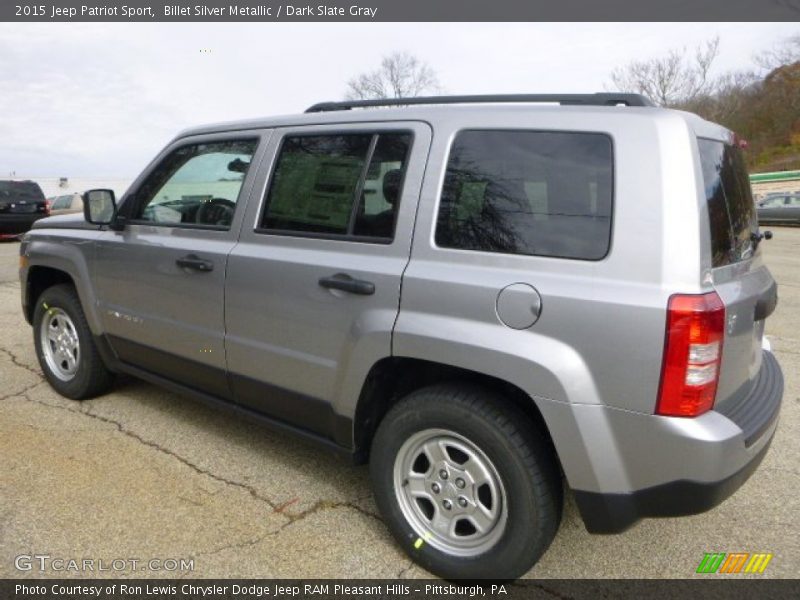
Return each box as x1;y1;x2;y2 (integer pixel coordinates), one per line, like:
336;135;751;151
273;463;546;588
656;292;725;417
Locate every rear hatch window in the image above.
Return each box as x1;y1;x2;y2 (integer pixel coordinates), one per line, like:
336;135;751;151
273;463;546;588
697;139;758;267
0;181;46;213
697;139;775;417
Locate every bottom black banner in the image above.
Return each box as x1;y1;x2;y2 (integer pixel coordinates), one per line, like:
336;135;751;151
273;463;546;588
3;579;799;600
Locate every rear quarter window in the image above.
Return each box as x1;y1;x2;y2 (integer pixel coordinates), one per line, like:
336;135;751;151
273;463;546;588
435;130;614;260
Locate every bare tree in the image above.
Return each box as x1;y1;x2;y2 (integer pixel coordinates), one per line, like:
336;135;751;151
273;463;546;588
345;52;441;100
609;37;720;107
683;69;759;122
754;34;800;72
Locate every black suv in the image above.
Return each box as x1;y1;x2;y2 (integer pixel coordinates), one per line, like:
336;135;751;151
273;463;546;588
0;180;49;239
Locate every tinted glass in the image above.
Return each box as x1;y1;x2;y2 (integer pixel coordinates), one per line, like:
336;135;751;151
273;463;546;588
435;130;613;260
353;134;412;238
262;133;411;240
52;196;70;209
698;139;757;267
263;134;371;235
0;181;45;202
761;196;785;208
134;139;257;228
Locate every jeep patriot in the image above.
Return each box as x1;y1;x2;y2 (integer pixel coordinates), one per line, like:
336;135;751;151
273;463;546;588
19;93;783;579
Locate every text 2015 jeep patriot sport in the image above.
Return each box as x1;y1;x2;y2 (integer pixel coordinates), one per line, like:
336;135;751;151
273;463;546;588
19;94;783;580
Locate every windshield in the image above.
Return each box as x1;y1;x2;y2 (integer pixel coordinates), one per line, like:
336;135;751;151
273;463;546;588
698;139;758;267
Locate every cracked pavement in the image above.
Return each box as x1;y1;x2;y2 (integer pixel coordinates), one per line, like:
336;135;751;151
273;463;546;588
0;230;798;579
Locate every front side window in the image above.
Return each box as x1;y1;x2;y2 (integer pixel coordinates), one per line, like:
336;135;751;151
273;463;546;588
260;132;411;240
133;139;258;229
435;130;614;260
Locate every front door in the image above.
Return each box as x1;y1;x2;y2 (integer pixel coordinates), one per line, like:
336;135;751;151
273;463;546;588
93;133;266;398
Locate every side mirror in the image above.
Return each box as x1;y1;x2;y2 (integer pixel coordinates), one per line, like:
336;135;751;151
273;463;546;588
83;189;116;225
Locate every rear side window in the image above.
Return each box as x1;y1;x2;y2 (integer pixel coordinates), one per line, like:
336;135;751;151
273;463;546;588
435;130;614;260
52;196;71;209
698;139;757;267
260;132;412;241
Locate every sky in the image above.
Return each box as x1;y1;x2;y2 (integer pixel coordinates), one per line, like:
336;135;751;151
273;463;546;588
1;22;798;178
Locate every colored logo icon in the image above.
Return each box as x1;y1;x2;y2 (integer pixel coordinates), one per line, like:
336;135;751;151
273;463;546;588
696;552;773;574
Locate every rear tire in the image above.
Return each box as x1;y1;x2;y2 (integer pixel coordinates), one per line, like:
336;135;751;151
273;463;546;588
33;284;114;400
370;383;562;580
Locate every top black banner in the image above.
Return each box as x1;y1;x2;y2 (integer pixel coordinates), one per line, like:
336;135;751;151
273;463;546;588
5;0;800;22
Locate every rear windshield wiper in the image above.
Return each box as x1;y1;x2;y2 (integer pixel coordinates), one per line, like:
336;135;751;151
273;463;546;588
750;230;773;250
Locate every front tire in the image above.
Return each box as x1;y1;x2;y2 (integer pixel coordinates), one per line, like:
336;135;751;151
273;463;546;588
33;284;114;399
370;384;562;580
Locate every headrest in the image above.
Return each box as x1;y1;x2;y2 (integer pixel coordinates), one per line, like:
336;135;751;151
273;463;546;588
383;169;404;206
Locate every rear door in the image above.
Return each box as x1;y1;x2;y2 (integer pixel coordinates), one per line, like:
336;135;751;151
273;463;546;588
225;122;431;443
698;138;777;408
93;133;266;398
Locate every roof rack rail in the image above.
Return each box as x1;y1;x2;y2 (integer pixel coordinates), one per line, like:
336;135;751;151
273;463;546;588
305;93;654;113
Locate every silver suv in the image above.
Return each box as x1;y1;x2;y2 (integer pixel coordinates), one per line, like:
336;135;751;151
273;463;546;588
19;94;783;580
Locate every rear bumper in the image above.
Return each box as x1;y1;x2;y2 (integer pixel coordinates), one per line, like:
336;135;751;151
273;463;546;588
573;433;773;533
563;351;783;534
0;214;46;236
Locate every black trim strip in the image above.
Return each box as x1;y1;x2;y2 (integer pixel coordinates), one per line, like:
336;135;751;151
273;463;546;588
108;335;232;400
116;361;353;459
253;227;392;245
717;350;783;447
125;220;230;232
102;335;354;456
229;372;348;444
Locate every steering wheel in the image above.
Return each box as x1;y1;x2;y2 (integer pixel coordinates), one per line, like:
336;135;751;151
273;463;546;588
196;198;236;226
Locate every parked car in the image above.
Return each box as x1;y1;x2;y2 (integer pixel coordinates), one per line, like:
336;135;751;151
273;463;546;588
18;93;783;580
0;180;48;239
757;193;800;224
48;193;84;216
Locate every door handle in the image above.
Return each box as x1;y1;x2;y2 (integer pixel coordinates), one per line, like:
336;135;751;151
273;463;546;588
319;273;375;296
176;254;214;272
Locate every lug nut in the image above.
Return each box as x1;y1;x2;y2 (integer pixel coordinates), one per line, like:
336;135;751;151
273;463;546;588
443;500;452;510
455;478;466;489
439;470;448;480
458;497;468;507
431;483;440;494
